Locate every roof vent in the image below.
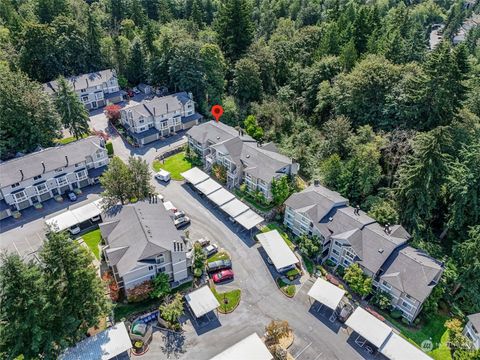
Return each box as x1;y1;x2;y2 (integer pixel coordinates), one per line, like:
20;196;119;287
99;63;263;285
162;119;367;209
216;136;220;140
328;217;333;222
378;248;384;254
246;154;250;158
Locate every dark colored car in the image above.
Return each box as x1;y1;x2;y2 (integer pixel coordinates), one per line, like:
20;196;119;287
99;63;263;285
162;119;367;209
203;244;218;258
127;89;135;97
212;269;234;283
207;259;232;273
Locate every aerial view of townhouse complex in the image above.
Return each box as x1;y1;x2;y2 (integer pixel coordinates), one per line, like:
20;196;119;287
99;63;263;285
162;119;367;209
0;0;479;359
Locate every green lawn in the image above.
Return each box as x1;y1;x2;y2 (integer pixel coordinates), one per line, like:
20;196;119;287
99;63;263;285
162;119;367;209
152;152;193;180
277;278;295;297
82;229;102;259
234;189;275;212
56;134;89;145
383;311;451;360
207;251;230;263
261;223;295;250
211;287;241;313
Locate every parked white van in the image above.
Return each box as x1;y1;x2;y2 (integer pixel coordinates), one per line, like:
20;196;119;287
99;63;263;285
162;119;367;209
155;169;171;182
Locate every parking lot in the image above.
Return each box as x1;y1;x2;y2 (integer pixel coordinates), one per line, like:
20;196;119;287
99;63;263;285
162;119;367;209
143;179;377;360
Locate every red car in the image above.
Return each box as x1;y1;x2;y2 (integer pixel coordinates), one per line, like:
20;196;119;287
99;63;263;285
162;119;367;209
212;269;234;283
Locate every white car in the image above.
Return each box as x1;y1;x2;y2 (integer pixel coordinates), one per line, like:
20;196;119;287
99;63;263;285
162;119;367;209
154;169;171;182
68;225;81;235
133;87;140;94
90;215;101;222
197;238;210;247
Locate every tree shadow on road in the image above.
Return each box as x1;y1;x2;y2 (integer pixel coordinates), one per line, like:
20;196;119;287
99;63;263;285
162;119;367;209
160;330;187;358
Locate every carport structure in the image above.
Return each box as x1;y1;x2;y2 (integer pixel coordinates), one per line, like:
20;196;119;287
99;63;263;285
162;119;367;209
196;178;222;196
46;199;103;232
185;286;220;325
181;167;210;185
307;277;346;322
220;198;249;218
257;230;299;272
206;188;235;206
345;307;392;351
379;333;433;360
233;210;264;230
210;333;273;360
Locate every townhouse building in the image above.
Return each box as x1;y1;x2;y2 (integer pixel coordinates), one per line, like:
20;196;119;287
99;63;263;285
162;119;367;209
100;200;190;292
463;313;480;349
284;183;443;322
119;92;203;146
187;121;299;200
0;137;109;220
43;69;123;110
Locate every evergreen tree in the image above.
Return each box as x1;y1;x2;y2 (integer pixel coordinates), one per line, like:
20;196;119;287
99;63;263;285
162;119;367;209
126;38;146;84
215;0;254;61
395;127;452;235
40;231;110;351
0;254;48;358
190;0;204;28
204;0;215;25
37;0;69;24
0;67;61;160
143;21;157;55
86;7;104;71
55;77;90;140
233;58;263;105
129;0;146;27
200;43;226;106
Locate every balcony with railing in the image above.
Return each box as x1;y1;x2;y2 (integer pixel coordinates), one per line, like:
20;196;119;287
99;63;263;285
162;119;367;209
13;191;28;203
76;170;88;181
35;183;49;195
56;176;69;187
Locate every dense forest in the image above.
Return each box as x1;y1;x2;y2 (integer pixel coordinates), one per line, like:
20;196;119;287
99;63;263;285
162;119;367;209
0;0;479;324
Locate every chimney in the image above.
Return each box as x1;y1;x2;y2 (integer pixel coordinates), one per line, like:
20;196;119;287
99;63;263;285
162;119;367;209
65;155;69;166
19;169;24;181
41;162;46;174
166;103;169;113
354;205;360;216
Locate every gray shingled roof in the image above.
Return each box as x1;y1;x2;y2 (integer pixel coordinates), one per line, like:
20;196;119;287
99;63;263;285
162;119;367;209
43;69;117;94
122;92;192;122
317;206;376;239
187;120;250;145
100;201;184;277
0;137;104;187
380;245;443;302
285;184;348;225
241;143;293;183
468;313;480;332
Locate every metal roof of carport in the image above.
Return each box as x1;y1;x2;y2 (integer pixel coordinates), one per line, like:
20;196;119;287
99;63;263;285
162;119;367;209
207;187;236;206
195;178;222;195
234;209;264;230
185;286;220;318
46;211;78;232
345;307;392;348
210;333;273;360
220;198;249;218
181;167;210;185
307;277;346;310
380;332;432;360
257;230;299;270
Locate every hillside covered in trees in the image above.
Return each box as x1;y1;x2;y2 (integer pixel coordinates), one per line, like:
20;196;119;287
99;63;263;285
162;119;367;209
1;0;479;324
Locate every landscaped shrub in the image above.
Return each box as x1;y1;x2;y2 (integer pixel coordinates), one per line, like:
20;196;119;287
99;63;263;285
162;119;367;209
286;268;300;280
105;142;114;156
336;265;345;277
401;317;410;325
390;309;403;319
127;281;153;303
325;259;336;267
316;265;327;276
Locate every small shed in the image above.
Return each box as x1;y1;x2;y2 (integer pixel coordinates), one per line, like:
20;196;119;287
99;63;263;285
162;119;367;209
257;230;299;272
137;83;152;94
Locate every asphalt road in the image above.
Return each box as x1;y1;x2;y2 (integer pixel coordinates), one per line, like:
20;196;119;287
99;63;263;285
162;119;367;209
140;179;376;360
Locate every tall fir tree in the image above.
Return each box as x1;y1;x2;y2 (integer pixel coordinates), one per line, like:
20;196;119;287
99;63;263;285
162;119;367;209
200;43;226;106
190;0;204;28
126;38;146;84
86;7;104;71
54;77;90;139
215;0;254;61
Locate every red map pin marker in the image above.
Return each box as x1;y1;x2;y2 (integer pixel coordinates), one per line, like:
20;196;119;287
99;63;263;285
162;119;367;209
211;105;224;122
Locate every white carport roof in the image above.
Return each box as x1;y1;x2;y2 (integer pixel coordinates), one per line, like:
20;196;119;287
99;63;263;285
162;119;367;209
234;209;264;230
185;286;220;318
220;198;249;218
181;167;209;185
345;307;392;348
210;333;273;360
196;178;222;195
257;230;299;270
380;333;432;360
46;211;78;232
308;278;346;310
207;188;236;206
46;200;103;232
60;322;131;360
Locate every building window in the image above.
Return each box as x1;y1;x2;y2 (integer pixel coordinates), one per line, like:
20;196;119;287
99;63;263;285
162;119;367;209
55;168;63;173
156;255;165;264
401;301;413;311
81;95;89;102
334;240;342;247
332;248;340;256
148;266;154;271
159;267;166;273
36;183;48;195
382;281;392;290
56;176;68;187
33;175;42;180
11;183;20;188
74;163;82;168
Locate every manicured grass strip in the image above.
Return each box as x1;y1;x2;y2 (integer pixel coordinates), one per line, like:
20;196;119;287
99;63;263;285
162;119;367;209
381;310;451;360
56;134;89;145
261;223;295;250
82;229;102;259
303;257;314;275
152;152;193;180
211;287;241;313
207;251;230;263
276;278;295;297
